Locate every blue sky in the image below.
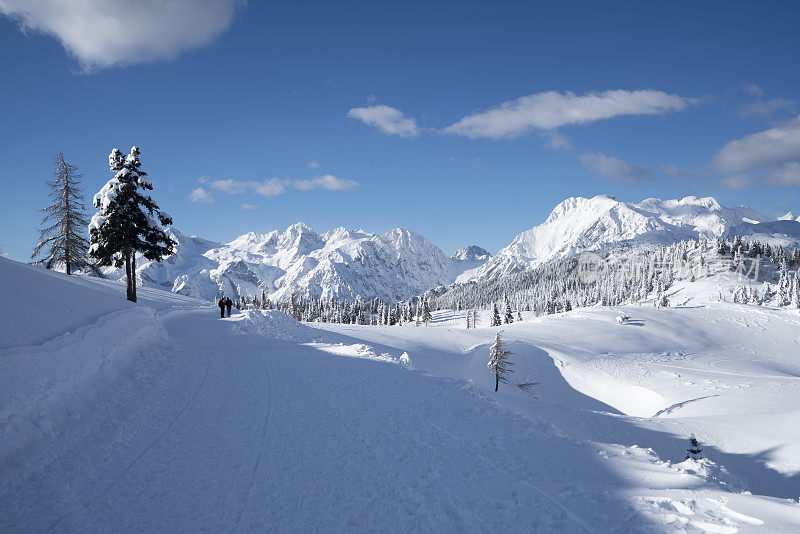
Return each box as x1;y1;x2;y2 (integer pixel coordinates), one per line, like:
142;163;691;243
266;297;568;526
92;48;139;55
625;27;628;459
2;1;800;261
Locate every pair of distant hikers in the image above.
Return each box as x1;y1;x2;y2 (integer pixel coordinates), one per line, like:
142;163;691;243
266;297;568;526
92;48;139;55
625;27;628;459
218;297;232;318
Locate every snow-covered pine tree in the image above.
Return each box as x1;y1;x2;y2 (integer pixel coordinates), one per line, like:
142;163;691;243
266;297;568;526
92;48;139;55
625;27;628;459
491;303;501;326
422;299;432;325
487;331;513;392
793;273;800;309
32;153;93;274
504;296;514;324
89;147;175;302
686;435;703;460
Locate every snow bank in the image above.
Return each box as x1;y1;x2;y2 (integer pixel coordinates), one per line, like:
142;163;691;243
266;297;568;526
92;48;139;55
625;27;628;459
303;342;412;368
231;309;324;342
0;306;170;463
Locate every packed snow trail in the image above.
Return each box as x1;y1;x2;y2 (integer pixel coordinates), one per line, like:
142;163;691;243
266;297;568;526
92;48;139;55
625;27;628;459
2;307;647;531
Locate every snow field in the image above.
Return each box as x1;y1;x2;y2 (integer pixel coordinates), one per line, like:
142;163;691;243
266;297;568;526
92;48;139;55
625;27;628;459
3;259;800;531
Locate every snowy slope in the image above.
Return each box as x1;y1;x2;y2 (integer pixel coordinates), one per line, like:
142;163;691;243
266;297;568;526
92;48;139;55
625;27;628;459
3;257;800;531
469;195;800;280
315;299;800;530
102;224;490;303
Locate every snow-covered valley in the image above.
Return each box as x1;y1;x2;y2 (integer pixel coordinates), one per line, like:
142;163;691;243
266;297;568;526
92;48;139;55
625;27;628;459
3;254;800;532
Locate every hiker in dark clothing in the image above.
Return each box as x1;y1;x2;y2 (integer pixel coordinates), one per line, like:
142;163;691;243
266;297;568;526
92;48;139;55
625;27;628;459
218;297;226;318
225;297;233;317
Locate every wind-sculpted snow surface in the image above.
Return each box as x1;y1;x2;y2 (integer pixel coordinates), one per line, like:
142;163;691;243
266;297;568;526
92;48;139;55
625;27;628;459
468;194;800;280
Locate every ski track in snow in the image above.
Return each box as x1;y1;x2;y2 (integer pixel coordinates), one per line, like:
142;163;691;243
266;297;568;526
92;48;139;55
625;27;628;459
652;395;721;418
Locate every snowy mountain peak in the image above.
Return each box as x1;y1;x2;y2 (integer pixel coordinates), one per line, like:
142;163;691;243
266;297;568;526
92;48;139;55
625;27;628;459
111;222;464;303
451;245;491;261
467;195;800;281
779;211;798;221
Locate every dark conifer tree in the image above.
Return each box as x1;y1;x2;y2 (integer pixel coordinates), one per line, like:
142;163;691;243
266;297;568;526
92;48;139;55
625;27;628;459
504;296;514;324
89;147;175;302
686;435;703;460
491;303;501;326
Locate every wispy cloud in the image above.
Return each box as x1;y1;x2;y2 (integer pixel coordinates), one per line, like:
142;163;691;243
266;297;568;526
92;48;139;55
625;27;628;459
442;90;694;139
738;84;797;117
294;174;359;191
660;164;703;179
711;116;800;174
579;152;652;184
540;131;573;150
0;0;242;71
765;162;800;187
347;105;420;137
307;161;320;169
742;84;764;98
206;174;358;198
188;186;214;203
712;175;754;190
740;98;797;118
209;179;250;194
240;203;260;211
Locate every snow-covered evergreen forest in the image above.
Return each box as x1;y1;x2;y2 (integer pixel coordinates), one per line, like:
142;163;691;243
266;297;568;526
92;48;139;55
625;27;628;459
246;236;800;326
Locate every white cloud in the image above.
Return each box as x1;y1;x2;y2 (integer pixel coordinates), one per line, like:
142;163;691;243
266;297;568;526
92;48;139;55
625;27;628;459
713;175;754;190
711;116;800;174
294;174;359;191
307;161;320;169
205;174;358;197
208;178;286;198
347;105;419;137
0;0;242;71
251;178;288;197
240;203;260;210
442;90;693;139
579;152;652;184
188;186;214;203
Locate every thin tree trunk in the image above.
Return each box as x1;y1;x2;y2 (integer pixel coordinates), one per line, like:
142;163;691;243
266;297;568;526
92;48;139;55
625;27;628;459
125;253;135;302
130;253;137;303
495;374;499;392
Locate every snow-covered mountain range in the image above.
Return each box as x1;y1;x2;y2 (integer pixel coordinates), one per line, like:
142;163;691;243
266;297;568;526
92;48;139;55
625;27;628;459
112;223;489;303
465;195;800;281
104;195;800;301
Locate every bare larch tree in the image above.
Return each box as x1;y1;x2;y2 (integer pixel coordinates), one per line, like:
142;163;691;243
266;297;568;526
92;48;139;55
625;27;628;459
487;330;514;392
32;153;91;274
